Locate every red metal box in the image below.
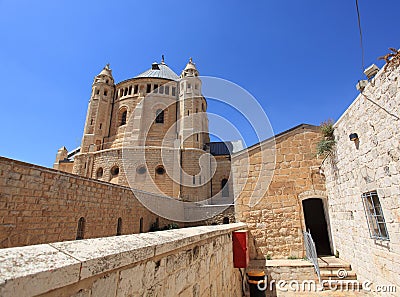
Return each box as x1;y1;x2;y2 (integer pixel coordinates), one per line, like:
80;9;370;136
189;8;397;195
232;230;249;268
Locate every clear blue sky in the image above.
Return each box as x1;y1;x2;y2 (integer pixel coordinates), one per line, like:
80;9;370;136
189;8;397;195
0;0;398;167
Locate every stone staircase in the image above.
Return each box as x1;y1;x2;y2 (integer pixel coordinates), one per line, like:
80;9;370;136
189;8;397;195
318;256;361;291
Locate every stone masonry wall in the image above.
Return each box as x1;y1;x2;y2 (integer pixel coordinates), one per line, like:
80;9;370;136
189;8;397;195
322;63;400;294
0;223;245;297
233;125;326;259
0;156;173;248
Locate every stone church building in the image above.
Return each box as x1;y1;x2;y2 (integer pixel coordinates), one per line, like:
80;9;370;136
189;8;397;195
54;59;234;204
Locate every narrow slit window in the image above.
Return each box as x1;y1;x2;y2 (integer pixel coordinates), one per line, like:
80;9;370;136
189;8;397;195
159;85;164;94
128;85;132;95
120;110;127;126
134;85;138;94
172;87;176;96
153;84;158;93
165;86;169;95
76;217;85;240
146;84;151;93
116;217;122;236
221;179;229;197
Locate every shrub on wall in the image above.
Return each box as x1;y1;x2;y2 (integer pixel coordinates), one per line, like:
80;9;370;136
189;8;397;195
316;119;335;157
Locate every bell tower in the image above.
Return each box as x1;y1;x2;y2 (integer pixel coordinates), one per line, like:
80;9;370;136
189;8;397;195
178;58;209;149
81;64;115;153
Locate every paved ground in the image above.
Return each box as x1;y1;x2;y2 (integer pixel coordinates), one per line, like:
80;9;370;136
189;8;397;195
275;289;373;296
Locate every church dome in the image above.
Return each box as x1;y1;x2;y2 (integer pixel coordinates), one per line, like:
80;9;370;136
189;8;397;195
135;58;179;81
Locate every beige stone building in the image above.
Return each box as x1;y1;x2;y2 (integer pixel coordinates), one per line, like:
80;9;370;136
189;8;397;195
54;59;235;204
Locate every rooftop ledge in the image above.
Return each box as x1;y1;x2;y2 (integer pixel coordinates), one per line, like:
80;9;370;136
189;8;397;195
0;223;246;297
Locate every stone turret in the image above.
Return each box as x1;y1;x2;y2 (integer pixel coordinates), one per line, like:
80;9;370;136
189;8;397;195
81;64;115;153
178;58;209;149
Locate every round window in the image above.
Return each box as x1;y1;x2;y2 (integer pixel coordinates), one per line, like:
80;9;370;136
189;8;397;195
156;166;165;175
111;166;119;176
136;166;146;174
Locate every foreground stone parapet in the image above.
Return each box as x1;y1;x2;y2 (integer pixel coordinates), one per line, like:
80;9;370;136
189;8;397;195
0;223;245;297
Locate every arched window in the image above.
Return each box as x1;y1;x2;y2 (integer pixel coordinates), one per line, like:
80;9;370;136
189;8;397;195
139;217;144;233
76;217;85;240
120;110;127;126
96;167;103;179
155;109;164;123
223;217;230;224
221;179;229;197
117;217;122;236
124;88;128;96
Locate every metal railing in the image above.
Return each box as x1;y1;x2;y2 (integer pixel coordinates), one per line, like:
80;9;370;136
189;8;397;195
303;230;321;282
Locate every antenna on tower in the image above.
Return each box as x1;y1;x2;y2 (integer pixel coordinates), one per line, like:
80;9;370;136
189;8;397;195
161;55;165;63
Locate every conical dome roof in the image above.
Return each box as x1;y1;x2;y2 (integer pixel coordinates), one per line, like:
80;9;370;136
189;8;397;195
98;64;113;77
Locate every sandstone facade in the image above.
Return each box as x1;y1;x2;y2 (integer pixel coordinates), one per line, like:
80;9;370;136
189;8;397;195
54;60;234;204
233;124;326;259
322;63;400;293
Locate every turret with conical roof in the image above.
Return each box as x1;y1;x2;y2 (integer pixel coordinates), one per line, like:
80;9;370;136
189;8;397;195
178;58;208;149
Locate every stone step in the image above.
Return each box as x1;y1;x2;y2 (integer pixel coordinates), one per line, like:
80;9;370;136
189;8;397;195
320;270;357;279
321;280;363;290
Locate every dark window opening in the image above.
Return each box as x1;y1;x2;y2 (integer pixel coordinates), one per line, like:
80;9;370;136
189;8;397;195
187;110;190;116
134;85;138;94
90;119;93;125
193;175;196;185
172;87;176;96
159;85;164;94
99;123;102;129
165;86;169;95
96;89;100;95
96;168;103;179
104;90;108;96
187;83;191;89
120;89;123;97
362;191;389;240
221;179;229;197
146;84;151;93
140;217;144;233
120;110;127;126
223;217;230;224
106;79;109;84
128;86;132;95
153;84;158;93
117;217;122;236
136;166;146;175
155;109;164;123
156;166;165;175
111;166;119;176
76;217;85;240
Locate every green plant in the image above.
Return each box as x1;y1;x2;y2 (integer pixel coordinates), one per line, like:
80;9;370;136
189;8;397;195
316;119;336;157
287;255;299;260
266;254;272;260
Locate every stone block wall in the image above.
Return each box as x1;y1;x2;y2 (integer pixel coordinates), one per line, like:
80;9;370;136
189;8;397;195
0;223;245;297
233;124;326;259
322;63;400;293
0;156;173;248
